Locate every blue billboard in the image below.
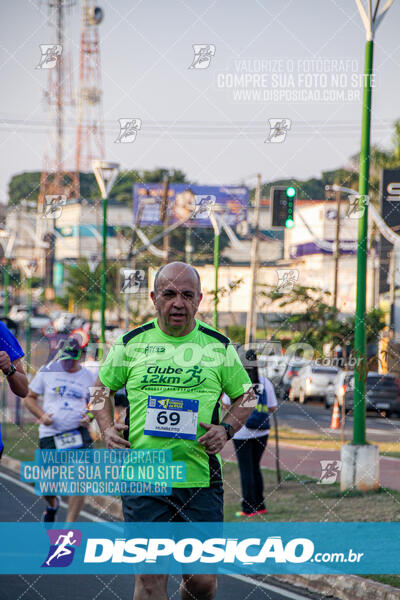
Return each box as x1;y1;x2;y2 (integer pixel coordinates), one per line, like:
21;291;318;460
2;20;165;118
133;184;248;228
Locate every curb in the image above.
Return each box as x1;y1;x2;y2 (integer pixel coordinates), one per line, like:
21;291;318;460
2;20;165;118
270;574;400;600
2;454;399;599
1;454;123;520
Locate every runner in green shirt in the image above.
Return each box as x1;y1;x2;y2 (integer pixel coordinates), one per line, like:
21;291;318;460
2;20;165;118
92;262;255;600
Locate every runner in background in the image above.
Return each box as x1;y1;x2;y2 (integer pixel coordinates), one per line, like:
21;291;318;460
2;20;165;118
222;349;277;517
0;320;29;460
0;320;29;398
23;338;97;521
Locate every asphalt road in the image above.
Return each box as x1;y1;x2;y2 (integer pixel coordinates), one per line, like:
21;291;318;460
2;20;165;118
276;399;400;442
0;467;327;600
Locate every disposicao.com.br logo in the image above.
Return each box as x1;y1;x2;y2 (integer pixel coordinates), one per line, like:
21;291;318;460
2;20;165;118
82;536;363;566
42;529;82;568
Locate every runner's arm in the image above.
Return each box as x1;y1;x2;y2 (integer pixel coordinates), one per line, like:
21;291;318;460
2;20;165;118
0;354;29;398
221;386;257;433
90;377;130;449
23;389;53;425
199;387;256;453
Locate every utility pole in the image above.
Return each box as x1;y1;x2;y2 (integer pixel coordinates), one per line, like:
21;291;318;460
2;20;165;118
333;190;341;309
161;176;170;265
245;174;261;345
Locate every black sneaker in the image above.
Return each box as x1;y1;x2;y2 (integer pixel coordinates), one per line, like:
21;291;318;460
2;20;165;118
42;497;60;522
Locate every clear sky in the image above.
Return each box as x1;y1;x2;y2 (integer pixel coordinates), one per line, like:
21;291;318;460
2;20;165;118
1;0;400;202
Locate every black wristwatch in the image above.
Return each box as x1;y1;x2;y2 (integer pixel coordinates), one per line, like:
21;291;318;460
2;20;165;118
220;422;234;440
3;364;16;378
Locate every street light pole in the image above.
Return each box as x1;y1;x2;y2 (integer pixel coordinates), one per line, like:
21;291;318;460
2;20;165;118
353;21;374;447
20;260;37;374
213;230;220;330
340;0;395;491
208;208;222;330
93;161;120;356
3;260;9;317
88;255;100;344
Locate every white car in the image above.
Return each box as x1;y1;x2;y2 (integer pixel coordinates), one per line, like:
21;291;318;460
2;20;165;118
289;364;339;404
9;306;51;330
52;312;81;332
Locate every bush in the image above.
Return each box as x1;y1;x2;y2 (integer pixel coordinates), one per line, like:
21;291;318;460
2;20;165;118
228;325;245;344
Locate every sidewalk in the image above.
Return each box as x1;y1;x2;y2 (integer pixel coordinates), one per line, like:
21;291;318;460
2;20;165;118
220;441;400;490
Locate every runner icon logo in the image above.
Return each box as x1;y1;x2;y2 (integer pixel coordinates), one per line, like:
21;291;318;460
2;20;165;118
42;529;82;568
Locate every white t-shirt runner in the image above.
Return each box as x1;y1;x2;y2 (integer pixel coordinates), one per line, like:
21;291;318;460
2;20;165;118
29;362;97;439
222;375;278;439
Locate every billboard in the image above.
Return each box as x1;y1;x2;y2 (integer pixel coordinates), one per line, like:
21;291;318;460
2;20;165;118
379;169;400;294
133;184;248;228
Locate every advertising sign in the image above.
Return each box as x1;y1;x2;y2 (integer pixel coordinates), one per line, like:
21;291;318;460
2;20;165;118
133;184;248;228
379;168;400;294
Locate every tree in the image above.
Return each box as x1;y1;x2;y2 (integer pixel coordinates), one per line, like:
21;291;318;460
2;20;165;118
7;167;189;206
8;172;41;206
64;259;118;310
259;284;386;357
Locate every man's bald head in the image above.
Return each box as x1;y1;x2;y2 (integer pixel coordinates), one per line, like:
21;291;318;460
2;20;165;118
151;262;202;336
153;262;201;296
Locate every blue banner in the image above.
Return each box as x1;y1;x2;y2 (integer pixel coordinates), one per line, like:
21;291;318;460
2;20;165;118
0;523;399;574
133;184;248;227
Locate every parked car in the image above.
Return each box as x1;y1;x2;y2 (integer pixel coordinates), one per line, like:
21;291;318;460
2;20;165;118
343;372;400;417
9;305;51;330
258;355;286;385
91;322;124;343
289;364;339;404
52;312;80;333
280;359;309;400
325;370;354;409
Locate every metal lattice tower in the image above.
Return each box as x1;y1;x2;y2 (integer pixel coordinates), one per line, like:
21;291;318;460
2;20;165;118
76;1;105;175
38;0;80;213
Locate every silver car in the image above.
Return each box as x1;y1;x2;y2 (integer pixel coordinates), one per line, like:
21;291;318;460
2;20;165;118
325;370;354;409
289;364;339;404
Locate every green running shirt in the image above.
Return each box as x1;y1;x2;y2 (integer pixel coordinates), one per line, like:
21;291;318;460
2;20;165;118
99;318;251;487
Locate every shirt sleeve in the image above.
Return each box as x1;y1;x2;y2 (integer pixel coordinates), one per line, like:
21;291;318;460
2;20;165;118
260;376;278;408
220;343;252;400
98;338;128;391
0;322;24;362
29;369;45;395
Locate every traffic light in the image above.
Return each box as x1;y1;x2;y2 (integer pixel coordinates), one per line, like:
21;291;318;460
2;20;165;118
270;186;296;228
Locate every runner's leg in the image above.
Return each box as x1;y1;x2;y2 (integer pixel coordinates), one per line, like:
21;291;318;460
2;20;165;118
180;574;217;600
66;496;85;521
133;574;168;600
233;438;256;513
251;435;268;511
43;495;58;508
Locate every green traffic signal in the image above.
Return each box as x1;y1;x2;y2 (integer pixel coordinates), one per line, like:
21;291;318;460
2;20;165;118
286;186;296;198
285;218;295;229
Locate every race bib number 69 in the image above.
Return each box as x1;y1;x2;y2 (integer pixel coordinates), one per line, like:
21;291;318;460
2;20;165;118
144;396;199;440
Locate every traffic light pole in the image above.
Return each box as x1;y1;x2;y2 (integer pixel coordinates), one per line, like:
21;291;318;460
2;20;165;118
245;174;261;344
333;190;341;310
